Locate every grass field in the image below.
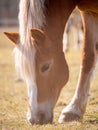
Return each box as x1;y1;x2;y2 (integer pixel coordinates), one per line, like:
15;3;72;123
0;27;98;130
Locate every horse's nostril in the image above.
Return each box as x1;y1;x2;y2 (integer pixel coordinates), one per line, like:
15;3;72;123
27;111;53;125
37;112;46;124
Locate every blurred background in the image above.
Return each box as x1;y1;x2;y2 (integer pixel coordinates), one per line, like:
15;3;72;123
0;0;19;27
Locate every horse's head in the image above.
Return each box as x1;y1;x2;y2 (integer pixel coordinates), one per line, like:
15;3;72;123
4;29;69;124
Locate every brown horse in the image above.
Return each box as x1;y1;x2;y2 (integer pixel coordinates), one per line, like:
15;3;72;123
4;0;98;124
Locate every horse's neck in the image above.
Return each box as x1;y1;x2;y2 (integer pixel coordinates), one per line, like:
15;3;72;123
44;0;76;47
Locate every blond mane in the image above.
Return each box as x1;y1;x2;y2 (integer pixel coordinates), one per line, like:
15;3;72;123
14;0;46;81
19;0;46;45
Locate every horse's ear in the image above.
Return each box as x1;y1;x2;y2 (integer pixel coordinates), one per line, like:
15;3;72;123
30;29;45;44
4;32;19;45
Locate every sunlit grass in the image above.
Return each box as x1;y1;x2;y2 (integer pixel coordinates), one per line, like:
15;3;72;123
0;28;98;130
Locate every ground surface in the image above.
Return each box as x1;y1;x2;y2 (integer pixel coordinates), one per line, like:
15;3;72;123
0;28;98;130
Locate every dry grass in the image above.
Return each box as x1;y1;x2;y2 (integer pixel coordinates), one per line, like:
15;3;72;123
0;28;98;130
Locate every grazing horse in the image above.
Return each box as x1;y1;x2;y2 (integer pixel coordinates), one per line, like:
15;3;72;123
4;0;98;124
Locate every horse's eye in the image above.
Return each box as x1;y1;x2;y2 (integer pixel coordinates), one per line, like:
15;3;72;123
41;63;50;73
41;60;53;74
